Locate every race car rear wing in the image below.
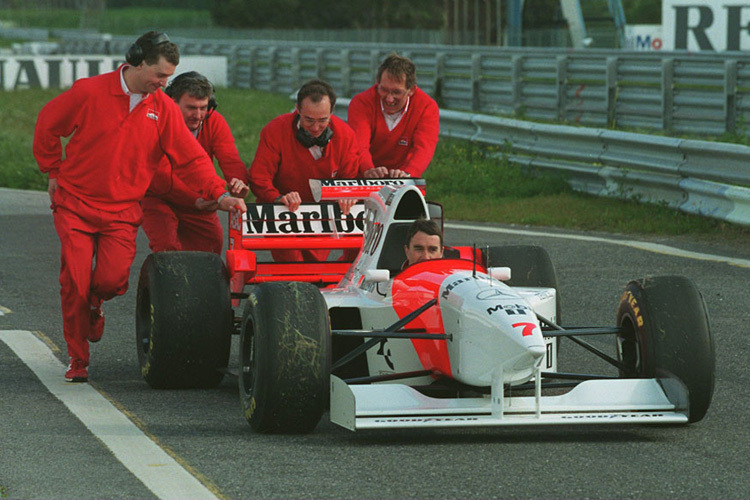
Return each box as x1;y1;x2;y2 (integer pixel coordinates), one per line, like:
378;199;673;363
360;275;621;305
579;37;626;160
227;180;426;296
226;199;366;295
309;178;426;202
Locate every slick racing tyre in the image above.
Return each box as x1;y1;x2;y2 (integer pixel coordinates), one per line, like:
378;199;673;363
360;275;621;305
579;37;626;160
616;276;715;423
239;281;330;433
136;252;232;389
481;245;561;324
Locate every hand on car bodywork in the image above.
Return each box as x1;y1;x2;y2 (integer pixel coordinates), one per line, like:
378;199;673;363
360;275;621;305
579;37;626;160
363;166;409;179
218;195;246;214
338;199;356;215
276;191;302;212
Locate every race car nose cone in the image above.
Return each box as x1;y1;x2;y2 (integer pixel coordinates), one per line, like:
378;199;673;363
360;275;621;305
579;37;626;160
527;344;546;359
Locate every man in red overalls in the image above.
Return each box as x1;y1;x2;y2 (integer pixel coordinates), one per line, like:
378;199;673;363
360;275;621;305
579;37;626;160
348;53;440;179
33;32;246;382
142;71;249;254
248;79;361;262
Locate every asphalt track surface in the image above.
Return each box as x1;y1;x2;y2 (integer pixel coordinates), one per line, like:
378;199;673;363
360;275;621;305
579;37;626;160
1;187;749;499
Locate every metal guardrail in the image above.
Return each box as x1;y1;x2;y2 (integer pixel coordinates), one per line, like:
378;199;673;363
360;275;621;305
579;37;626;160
55;34;750;226
333;98;750;226
58;35;750;137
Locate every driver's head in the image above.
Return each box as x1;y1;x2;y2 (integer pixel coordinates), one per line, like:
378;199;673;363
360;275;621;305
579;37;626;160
404;219;443;266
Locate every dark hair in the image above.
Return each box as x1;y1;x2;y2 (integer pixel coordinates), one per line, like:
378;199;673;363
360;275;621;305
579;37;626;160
133;30;179;66
405;219;443;248
377;53;417;89
296;79;336;111
165;71;214;101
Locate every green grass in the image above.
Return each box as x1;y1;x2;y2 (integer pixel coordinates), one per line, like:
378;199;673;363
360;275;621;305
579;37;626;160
3;87;748;242
425;138;748;241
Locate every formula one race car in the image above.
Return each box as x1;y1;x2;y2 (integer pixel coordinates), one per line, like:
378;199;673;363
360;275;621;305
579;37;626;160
135;180;715;433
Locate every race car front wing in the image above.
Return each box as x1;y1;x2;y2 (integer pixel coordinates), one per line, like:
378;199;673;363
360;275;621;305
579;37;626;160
330;371;690;430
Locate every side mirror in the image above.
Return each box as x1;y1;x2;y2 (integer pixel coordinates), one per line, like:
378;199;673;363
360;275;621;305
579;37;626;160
365;269;390;282
488;267;511;281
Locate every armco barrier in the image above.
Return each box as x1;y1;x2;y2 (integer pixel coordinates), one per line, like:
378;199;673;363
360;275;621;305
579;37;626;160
56;35;750;137
335;98;750;227
53;34;750;226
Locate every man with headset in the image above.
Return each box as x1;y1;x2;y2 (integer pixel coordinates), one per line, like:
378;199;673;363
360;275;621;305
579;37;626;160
33;31;246;383
348;53;439;179
248;78;361;262
142;71;249;254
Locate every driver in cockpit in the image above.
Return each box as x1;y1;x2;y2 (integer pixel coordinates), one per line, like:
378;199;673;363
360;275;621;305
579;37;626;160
402;218;444;270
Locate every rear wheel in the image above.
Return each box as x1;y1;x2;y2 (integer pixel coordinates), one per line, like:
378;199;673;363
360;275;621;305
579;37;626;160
136;252;232;389
239;282;330;433
616;276;715;423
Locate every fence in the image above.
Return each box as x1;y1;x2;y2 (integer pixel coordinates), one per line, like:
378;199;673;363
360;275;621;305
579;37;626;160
54;34;750;226
331;98;750;226
58;34;750;137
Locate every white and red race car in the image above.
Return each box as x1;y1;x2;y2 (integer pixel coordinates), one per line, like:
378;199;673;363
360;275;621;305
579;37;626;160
135;180;715;433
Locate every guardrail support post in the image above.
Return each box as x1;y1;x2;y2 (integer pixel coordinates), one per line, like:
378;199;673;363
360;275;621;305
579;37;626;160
606;56;618;128
341;50;351;97
725;59;738;134
290;47;301;91
556;55;568;122
268;47;279;93
434;52;446;107
369;49;381;77
227;45;240;88
472;54;482;111
247;46;258;89
315;48;325;80
662;58;674;133
512;54;524;117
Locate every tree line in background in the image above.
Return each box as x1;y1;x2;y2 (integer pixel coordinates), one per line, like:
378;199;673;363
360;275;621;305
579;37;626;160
210;0;444;30
1;0;663;30
210;0;662;31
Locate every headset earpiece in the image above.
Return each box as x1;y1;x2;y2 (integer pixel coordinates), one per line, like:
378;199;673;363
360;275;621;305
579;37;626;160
295;118;334;149
207;95;218;117
125;32;170;67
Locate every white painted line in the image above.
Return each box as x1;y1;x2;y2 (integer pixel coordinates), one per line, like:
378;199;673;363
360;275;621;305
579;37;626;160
446;223;750;269
0;330;220;500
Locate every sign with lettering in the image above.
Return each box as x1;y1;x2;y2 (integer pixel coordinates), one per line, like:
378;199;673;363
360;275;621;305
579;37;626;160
0;55;227;91
242;203;365;236
625;25;664;51
310;178;426;202
663;1;750;51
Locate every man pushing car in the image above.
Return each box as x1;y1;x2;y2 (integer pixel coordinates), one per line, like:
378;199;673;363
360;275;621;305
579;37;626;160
33;31;246;383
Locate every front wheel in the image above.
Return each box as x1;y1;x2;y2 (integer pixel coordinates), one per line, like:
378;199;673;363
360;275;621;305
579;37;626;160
616;276;715;423
239;282;331;433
